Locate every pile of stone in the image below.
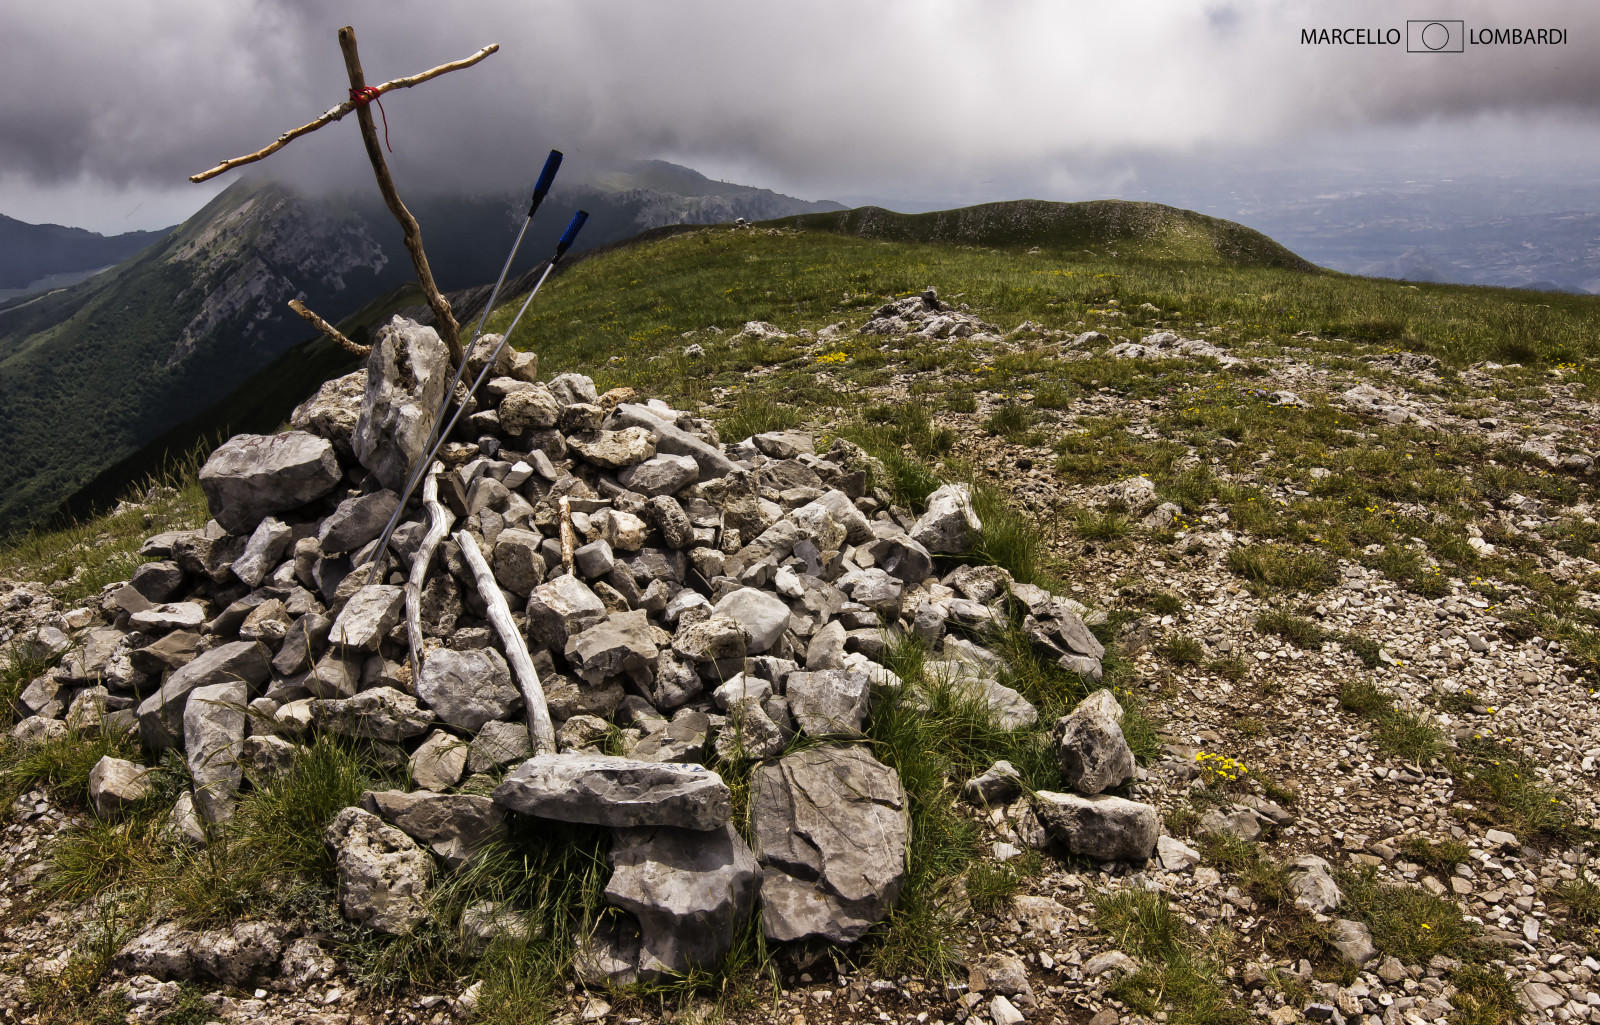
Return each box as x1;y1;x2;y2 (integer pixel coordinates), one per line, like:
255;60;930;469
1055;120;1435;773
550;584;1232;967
1338;382;1437;429
15;314;1120;983
859;288;1004;342
1106;330;1241;366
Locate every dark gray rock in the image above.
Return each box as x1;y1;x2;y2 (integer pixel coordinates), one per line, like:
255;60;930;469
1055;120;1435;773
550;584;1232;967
137;641;271;750
416;647;522;731
1052;689;1135;795
1032;791;1159;861
131;560;187;603
751;744;909;943
646;495;694;550
361;789;507;869
605;821;760;977
493;752;731;829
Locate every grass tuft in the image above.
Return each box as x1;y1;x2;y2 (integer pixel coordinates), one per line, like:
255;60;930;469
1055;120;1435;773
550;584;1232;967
1227;544;1338;593
1338;679;1443;763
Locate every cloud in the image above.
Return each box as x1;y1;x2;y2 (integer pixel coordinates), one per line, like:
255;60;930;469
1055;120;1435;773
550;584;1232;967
2;0;1598;213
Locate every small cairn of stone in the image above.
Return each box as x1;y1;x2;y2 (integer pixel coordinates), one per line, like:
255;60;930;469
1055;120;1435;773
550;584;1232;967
17;314;1133;985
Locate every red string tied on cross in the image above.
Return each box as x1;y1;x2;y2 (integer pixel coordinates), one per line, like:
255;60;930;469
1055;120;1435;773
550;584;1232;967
348;86;392;152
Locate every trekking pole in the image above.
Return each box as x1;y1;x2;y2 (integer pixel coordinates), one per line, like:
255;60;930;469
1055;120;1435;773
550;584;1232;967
361;150;563;584
363;206;589;584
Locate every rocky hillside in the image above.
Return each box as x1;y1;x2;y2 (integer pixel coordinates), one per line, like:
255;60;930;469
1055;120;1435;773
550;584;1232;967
0;219;1598;1025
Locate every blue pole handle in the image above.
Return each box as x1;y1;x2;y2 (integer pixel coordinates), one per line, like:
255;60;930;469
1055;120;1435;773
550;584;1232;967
556;210;589;256
528;149;563;216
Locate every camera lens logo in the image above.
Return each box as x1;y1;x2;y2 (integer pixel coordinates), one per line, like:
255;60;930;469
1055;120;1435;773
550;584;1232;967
1407;20;1464;52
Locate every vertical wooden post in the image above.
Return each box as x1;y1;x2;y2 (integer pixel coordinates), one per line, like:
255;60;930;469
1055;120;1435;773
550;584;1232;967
337;25;465;367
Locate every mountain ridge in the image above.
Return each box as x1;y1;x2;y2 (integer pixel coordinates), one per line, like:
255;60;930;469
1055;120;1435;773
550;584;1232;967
0;213;172;293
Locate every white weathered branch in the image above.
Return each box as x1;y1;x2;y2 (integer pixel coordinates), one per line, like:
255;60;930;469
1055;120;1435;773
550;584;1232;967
289;299;369;356
453;529;556;754
405;463;456;677
559;496;577;574
188;43;499;183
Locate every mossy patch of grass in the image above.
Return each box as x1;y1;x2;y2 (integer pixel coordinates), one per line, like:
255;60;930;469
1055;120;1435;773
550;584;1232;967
1453;736;1577;843
1337;865;1475;963
1164;635;1205;666
1338;679;1444;763
1227;544;1338;594
1074;508;1131;542
1400;836;1471;874
1092;889;1249;1025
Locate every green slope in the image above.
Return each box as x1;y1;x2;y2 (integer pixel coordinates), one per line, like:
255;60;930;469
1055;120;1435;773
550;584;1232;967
476;204;1597;399
774;199;1319;271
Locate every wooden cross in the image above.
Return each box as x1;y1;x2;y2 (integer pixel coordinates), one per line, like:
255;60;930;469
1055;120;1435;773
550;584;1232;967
190;26;499;367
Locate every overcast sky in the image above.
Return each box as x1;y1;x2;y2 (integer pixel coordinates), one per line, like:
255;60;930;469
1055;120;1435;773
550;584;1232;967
3;0;1597;234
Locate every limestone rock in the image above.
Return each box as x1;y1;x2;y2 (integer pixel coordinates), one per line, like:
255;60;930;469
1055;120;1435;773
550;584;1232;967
184;681;247;824
361;789;507;869
232;517;293;588
493;752;731;830
1288;854;1344;913
324;806;431;934
785;669;871;737
319;491;400;555
619;453;700;497
410;729;469;792
569;427;656;469
609;403;738;480
909;483;981;554
198;431;341;533
89;755;153;819
565;610;659;684
672;613;746;662
289;369;365;456
465;720;534;774
311;687;434;742
604;821;761;977
713;587;790;654
354;316;451;491
964;760;1023;807
751;744;909;943
526;575;608;651
328;585;404;651
1032;791;1159;861
1052;689;1135;795
417;647;522;731
137;641;271;750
